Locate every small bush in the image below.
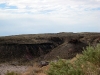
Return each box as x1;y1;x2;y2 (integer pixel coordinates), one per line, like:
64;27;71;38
47;44;100;75
47;59;83;75
81;44;100;66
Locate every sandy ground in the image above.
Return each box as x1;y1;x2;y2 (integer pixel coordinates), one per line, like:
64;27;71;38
0;63;30;75
0;61;50;75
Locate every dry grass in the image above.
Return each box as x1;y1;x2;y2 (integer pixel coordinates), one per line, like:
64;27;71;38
22;62;49;75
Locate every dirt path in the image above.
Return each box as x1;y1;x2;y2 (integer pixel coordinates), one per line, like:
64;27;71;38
0;63;29;75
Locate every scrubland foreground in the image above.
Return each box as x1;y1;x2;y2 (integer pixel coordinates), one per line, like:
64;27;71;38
3;43;100;75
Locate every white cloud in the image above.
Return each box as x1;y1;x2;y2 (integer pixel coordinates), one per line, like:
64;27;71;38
0;0;100;36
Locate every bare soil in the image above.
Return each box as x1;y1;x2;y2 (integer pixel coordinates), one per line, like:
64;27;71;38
0;63;29;75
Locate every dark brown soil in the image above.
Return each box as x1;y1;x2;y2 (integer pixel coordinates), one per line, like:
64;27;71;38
0;32;100;62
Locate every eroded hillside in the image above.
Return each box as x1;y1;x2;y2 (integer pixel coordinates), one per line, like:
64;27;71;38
0;32;100;62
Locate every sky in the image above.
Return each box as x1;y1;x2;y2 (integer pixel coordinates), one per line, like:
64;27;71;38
0;0;100;36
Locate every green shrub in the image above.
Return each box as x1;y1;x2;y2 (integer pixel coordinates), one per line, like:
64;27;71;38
82;44;100;65
47;44;100;75
75;44;100;66
47;59;83;75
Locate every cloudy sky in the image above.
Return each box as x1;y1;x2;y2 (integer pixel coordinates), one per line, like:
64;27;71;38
0;0;100;36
